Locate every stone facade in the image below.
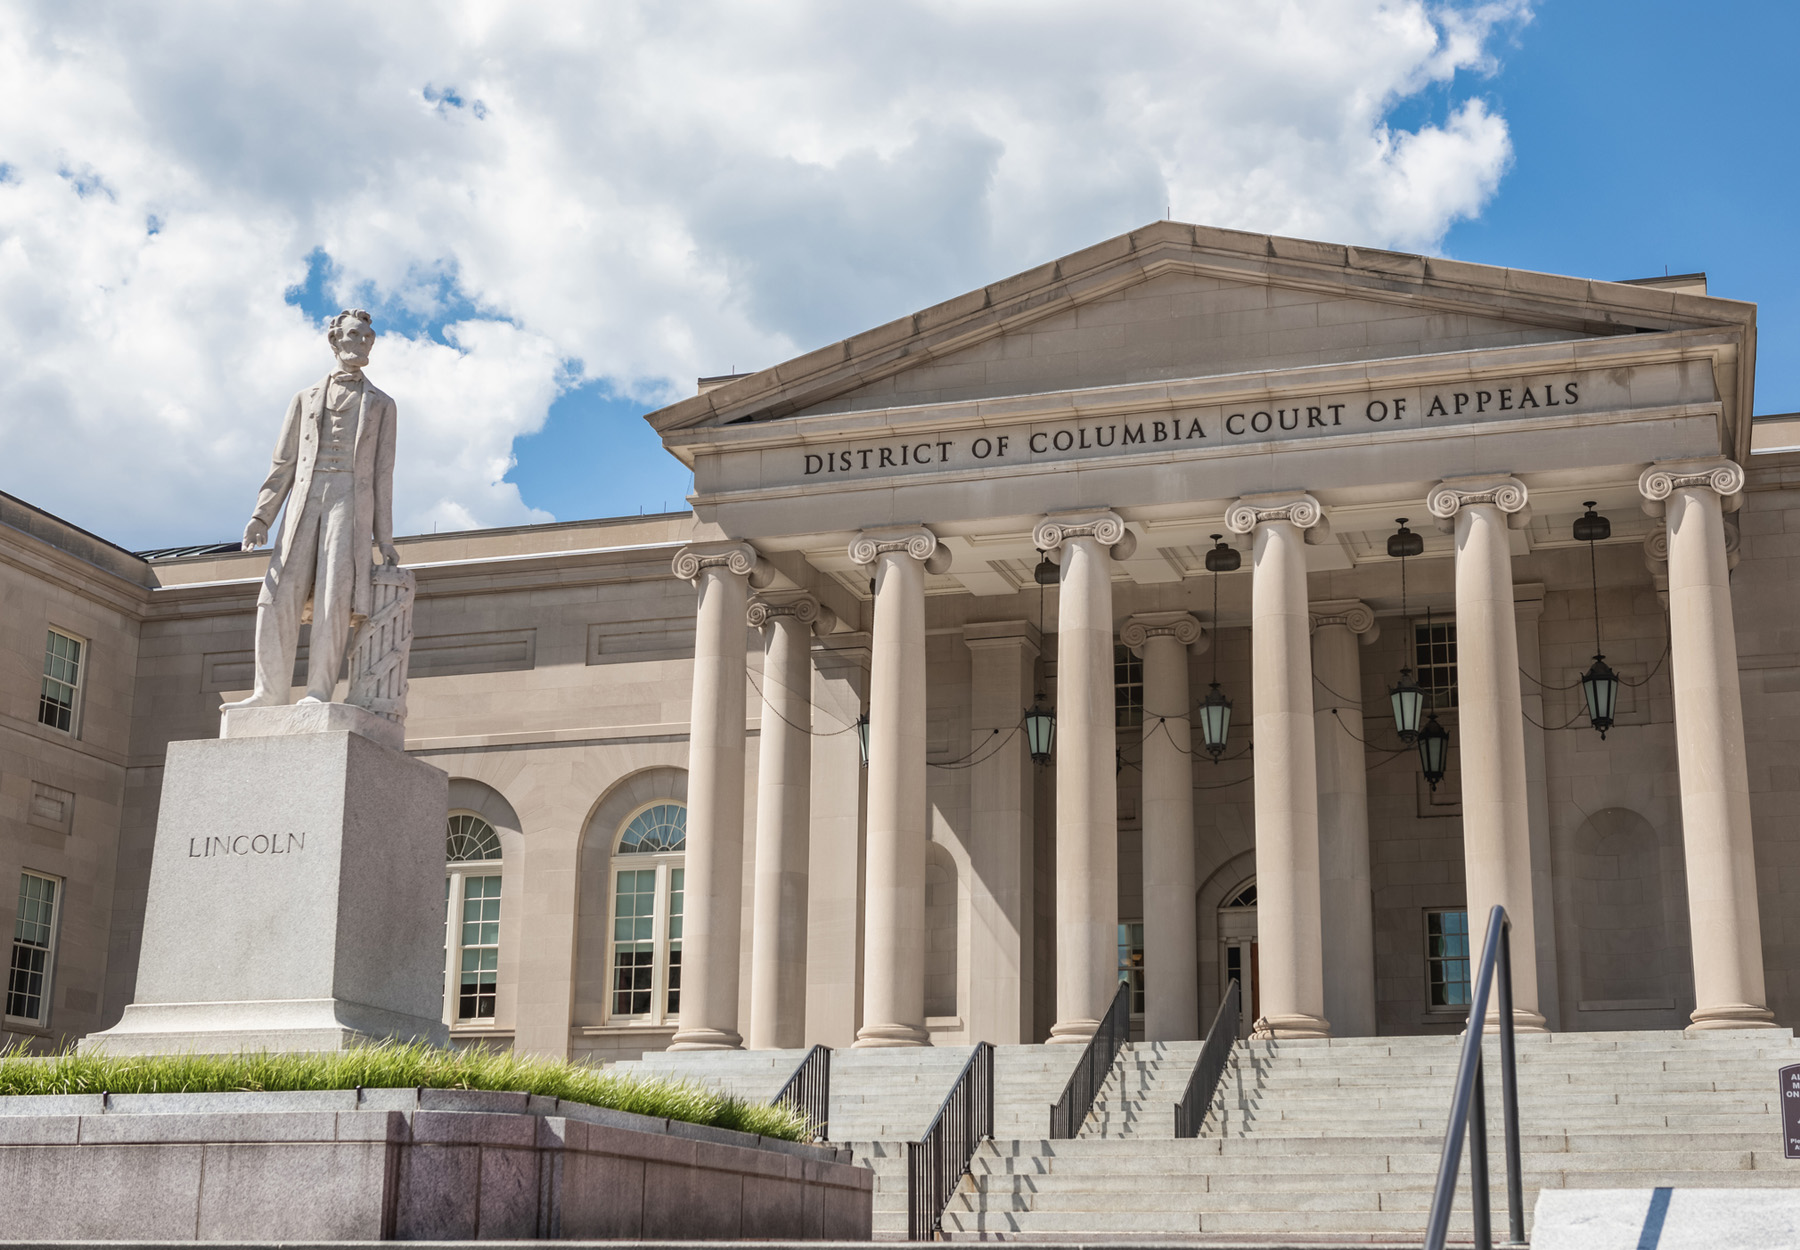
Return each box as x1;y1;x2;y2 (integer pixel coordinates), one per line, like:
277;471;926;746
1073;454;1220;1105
3;221;1799;1060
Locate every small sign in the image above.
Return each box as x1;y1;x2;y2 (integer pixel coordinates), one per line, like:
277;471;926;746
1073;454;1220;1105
1780;1063;1800;1159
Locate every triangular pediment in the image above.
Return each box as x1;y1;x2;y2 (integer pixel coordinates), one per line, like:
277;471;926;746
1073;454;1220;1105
647;220;1752;434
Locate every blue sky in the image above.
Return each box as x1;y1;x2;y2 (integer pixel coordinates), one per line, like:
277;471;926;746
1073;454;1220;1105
504;0;1800;525
2;1;1792;546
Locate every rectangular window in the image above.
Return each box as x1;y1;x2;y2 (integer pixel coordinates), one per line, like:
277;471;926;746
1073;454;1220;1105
666;867;683;1016
457;874;500;1020
38;630;84;734
1414;621;1458;709
1114;644;1143;730
1426;909;1471;1009
611;868;657;1017
6;872;61;1026
1117;921;1145;1015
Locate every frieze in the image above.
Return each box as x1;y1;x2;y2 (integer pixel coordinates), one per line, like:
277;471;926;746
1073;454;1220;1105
797;378;1593;482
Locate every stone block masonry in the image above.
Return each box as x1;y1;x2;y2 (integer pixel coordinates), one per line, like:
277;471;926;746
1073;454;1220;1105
84;724;450;1054
0;1088;872;1241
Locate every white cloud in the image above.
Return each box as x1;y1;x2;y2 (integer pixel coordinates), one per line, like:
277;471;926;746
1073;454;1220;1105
0;0;1528;546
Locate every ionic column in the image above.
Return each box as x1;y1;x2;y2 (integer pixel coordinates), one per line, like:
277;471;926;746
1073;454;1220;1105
851;528;947;1047
669;542;761;1050
1425;477;1546;1033
1122;611;1205;1042
1036;510;1131;1044
1640;460;1776;1031
747;593;835;1050
1226;493;1330;1039
1309;599;1378;1039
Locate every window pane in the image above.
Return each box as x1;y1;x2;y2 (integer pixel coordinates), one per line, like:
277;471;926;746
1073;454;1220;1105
7;874;58;1022
445;813;502;862
455;874;500;1020
37;632;81;733
1117;921;1145;1015
618;802;687;854
1427;909;1472;1008
1113;644;1144;730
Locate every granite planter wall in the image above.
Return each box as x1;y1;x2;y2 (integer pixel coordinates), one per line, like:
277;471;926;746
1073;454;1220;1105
0;1087;871;1241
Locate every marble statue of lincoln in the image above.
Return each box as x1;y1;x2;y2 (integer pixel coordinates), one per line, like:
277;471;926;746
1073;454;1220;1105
226;309;400;708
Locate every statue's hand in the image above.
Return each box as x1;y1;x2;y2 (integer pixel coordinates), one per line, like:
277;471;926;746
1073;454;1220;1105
379;542;400;567
242;519;269;551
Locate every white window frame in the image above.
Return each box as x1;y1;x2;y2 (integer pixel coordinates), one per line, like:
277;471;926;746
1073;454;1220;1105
1425;907;1473;1013
37;628;86;738
6;870;63;1029
605;801;686;1027
1117;920;1145;1018
443;811;503;1029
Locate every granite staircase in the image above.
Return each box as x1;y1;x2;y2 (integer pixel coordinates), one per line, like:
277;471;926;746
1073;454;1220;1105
615;1042;1083;1239
942;1029;1800;1242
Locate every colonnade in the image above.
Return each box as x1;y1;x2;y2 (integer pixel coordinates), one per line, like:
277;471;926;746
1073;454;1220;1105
668;458;1772;1048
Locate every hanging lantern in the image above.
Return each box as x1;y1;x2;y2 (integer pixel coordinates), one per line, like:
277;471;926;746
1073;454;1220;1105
1582;654;1620;739
856;711;871;767
1034;552;1060;585
1389;669;1425;745
1025;700;1057;764
1574;502;1618;738
1417;711;1450;790
1387;518;1427;744
1386;518;1424;560
1204;537;1241;574
1198;682;1233;761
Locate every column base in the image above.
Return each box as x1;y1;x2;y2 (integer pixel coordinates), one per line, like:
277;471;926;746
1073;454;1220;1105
852;1022;929;1048
1482;1007;1550;1035
1251;1013;1332;1040
1687;1003;1780;1033
668;1026;743;1051
1046;1018;1100;1045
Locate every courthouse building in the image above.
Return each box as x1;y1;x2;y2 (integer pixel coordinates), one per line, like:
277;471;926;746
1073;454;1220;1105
6;220;1800;1061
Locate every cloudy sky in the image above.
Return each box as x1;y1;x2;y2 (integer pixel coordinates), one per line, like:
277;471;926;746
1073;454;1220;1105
1;1;1792;549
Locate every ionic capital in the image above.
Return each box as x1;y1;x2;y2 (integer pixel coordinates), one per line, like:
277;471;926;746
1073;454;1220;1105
1224;492;1329;544
1308;599;1379;644
1120;611;1207;655
1638;458;1745;517
849;526;948;572
747;592;835;636
1645;514;1741;571
1032;509;1129;555
1426;476;1529;530
673;541;762;584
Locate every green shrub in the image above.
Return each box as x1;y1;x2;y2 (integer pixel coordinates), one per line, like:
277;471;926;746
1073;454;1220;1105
0;1041;808;1141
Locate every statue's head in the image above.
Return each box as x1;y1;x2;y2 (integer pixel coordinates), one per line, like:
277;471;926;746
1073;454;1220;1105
327;309;375;370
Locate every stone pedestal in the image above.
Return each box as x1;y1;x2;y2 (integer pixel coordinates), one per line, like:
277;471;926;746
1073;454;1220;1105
84;716;448;1054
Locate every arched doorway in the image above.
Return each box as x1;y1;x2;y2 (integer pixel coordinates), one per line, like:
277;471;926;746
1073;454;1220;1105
1219;878;1259;1037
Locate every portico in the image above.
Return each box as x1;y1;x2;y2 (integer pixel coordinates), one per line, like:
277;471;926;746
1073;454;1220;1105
648;221;1772;1045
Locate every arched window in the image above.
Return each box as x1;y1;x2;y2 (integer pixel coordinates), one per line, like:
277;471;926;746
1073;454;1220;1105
445;812;502;1024
608;802;687;1023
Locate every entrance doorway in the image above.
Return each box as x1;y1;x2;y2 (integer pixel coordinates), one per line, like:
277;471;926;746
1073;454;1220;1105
1219;879;1260;1038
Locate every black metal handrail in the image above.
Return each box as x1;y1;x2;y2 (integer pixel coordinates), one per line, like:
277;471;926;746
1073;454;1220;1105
907;1041;995;1241
771;1043;830;1141
1049;979;1133;1139
1174;976;1241;1137
1424;905;1525;1250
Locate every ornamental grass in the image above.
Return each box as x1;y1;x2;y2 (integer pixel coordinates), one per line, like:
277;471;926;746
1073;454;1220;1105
0;1040;808;1141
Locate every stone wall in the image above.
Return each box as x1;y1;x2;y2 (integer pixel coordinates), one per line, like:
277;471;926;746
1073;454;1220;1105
0;1087;871;1241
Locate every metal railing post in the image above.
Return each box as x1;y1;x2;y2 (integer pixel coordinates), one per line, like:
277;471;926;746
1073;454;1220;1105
906;1041;996;1241
1424;905;1517;1250
1497;924;1525;1246
1048;980;1133;1139
1175;977;1241;1139
1470;1055;1491;1250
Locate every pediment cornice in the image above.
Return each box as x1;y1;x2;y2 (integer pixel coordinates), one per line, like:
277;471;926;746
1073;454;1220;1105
647;220;1756;446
